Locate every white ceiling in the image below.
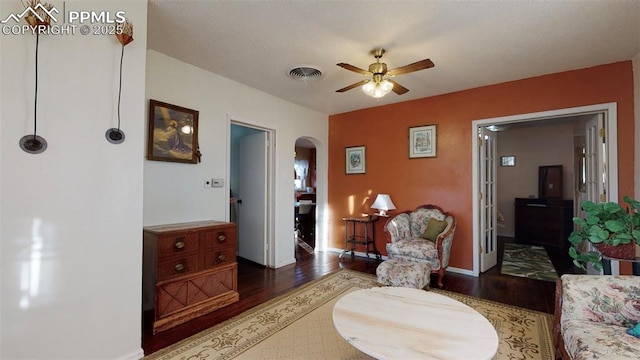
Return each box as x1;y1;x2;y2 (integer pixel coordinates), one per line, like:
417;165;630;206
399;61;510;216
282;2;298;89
147;1;640;116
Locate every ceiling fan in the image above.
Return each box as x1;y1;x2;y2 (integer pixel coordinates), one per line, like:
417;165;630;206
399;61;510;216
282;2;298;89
336;48;434;98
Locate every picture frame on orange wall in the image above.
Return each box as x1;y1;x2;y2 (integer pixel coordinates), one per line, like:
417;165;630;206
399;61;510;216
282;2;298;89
345;145;366;174
409;125;437;158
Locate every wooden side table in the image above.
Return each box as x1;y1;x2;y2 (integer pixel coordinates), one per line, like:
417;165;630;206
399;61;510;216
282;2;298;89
340;216;381;261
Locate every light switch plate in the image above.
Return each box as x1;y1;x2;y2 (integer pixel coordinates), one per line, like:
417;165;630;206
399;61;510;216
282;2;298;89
212;178;224;188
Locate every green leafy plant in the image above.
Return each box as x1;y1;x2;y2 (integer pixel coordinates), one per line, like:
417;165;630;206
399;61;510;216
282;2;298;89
568;195;640;270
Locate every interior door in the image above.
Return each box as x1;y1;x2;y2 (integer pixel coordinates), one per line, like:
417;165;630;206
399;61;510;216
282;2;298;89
237;131;268;265
585;114;606;204
584;114;608;274
480;127;498;272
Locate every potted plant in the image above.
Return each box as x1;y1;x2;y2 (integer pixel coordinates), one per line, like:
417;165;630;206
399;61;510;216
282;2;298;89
568;195;640;270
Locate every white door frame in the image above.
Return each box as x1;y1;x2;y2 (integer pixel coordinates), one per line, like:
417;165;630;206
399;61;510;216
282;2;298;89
227;117;276;268
471;103;618;276
479;127;498;272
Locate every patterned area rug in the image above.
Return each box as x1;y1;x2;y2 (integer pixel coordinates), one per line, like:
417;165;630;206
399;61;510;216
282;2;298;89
501;243;559;282
144;270;553;360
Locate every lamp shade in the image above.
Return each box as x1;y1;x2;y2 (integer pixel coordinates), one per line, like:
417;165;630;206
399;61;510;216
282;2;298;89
371;194;396;216
362;79;393;98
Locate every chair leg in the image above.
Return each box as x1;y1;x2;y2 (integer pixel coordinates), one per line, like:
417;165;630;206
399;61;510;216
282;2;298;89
436;268;445;288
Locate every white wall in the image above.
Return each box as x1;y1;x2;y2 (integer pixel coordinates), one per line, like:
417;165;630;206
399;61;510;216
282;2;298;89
634;53;639;199
0;1;147;359
496;122;574;237
144;50;328;267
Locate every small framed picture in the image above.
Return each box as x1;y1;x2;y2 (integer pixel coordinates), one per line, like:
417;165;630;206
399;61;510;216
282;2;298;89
148;99;199;164
345;146;365;174
409;125;436;158
501;156;516;167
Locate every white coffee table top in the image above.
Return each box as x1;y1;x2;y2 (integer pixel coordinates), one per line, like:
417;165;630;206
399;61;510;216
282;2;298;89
332;287;499;360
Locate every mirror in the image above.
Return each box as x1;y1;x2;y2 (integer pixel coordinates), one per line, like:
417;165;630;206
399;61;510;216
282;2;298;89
539;165;563;199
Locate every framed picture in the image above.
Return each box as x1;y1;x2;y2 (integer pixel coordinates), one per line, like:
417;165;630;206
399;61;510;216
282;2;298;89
148;99;199;164
345;145;365;174
501;156;516;167
409;125;436;158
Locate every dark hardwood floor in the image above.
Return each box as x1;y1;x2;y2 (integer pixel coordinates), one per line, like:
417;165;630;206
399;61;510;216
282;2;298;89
142;236;582;356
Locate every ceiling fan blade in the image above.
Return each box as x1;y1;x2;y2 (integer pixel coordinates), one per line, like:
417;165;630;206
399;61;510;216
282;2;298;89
388;79;409;95
336;80;369;93
337;63;371;75
387;59;434;77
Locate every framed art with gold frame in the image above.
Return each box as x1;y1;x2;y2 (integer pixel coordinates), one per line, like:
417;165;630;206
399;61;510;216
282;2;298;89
147;99;199;164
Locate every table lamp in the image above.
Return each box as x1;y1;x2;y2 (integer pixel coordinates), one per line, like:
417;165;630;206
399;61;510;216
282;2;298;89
371;194;396;216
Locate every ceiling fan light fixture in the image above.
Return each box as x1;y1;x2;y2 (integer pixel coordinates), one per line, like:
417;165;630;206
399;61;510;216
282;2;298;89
362;79;393;98
336;48;434;97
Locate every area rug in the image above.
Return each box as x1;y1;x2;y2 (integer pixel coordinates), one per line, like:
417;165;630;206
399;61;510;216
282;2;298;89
144;269;554;360
501;242;559;282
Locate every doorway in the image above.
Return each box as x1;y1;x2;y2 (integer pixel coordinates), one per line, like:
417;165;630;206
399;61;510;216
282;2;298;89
229;122;275;267
294;137;317;256
472;103;619;276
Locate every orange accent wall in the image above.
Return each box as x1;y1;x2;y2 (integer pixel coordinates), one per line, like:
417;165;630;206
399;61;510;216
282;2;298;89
328;61;635;273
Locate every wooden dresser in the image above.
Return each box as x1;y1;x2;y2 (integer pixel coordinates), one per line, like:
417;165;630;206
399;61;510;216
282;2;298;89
514;198;573;249
143;220;239;333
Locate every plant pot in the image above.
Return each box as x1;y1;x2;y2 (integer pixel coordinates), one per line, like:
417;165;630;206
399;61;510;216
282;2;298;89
595;241;637;260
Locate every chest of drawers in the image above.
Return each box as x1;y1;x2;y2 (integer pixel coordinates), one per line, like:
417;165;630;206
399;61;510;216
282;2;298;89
143;220;239;334
514;198;573;248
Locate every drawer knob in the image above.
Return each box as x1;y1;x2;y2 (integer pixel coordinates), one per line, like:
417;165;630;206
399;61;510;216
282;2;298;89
174;240;186;250
218;254;226;262
217;233;226;242
174;263;185;272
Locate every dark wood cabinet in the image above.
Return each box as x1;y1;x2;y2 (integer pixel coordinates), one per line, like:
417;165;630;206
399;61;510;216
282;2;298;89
143;220;239;334
514;198;574;248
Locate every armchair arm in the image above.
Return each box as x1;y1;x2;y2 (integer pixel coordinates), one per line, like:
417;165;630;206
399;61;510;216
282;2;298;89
384;213;411;243
553;278;568;360
434;216;456;269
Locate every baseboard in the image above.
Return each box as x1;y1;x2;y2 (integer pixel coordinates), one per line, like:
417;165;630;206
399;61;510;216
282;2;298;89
116;348;144;360
276;257;297;268
446;266;476;276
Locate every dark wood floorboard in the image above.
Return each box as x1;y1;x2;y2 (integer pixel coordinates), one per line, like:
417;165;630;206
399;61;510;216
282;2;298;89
142;236;582;355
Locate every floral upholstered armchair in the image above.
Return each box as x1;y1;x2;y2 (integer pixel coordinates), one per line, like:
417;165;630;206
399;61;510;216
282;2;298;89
554;274;640;359
383;204;456;288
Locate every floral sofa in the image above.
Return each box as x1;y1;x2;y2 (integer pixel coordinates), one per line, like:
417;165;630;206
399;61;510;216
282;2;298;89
553;274;640;359
383;204;456;288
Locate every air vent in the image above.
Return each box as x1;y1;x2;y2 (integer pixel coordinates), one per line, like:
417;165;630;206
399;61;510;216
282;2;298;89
288;65;323;82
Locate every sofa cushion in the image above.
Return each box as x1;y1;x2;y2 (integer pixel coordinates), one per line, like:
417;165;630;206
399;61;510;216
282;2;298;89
561;275;640;328
562;319;640;359
422;218;448;241
386;237;440;269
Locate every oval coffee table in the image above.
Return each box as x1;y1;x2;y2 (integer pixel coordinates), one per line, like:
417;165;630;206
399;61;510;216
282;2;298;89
332;287;499;360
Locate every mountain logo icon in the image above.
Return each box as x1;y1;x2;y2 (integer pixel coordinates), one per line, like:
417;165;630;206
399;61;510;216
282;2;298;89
1;3;59;24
